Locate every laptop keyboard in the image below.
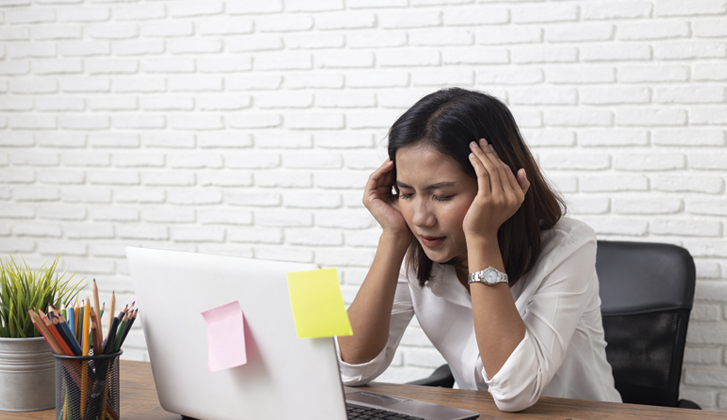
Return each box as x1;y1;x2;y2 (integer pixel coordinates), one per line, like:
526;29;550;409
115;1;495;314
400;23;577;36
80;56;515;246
346;403;425;420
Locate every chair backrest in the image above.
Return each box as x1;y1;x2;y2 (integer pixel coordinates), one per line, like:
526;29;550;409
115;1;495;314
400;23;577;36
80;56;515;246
596;240;696;407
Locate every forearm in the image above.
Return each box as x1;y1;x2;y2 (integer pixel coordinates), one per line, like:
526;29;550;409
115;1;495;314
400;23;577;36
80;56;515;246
468;237;526;379
338;232;410;364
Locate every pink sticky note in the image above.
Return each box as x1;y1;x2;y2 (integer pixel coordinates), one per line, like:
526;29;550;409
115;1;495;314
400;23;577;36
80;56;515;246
201;301;247;372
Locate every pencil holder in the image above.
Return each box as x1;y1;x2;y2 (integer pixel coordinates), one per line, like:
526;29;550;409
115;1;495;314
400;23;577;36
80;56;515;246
53;350;123;420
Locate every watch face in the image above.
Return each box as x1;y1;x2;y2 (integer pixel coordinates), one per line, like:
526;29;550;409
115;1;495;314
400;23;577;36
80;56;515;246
484;268;498;285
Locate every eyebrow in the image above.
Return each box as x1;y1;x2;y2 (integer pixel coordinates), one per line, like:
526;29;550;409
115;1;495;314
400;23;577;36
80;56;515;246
396;181;457;191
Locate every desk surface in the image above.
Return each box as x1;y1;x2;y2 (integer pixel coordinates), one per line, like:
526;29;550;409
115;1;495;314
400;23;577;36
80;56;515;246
0;360;722;420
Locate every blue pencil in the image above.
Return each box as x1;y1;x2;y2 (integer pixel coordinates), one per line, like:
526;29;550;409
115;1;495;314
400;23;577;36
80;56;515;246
51;312;82;356
67;302;75;336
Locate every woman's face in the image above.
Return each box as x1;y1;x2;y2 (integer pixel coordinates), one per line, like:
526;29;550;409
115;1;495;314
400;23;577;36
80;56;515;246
395;143;478;265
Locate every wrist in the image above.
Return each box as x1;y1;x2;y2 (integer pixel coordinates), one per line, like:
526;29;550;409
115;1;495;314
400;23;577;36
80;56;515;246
379;230;411;254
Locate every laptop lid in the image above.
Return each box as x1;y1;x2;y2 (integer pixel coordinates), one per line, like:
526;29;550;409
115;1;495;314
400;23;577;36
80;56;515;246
127;247;348;420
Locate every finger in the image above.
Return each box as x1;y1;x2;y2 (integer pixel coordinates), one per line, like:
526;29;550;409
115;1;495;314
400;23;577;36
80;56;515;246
471;139;503;195
517;168;530;195
468;151;491;198
367;159;394;187
482;143;520;194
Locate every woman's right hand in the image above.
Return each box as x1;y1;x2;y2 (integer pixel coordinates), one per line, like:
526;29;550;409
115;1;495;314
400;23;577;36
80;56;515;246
363;159;412;239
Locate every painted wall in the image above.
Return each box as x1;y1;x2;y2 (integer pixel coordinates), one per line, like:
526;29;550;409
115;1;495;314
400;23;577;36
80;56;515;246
1;0;726;410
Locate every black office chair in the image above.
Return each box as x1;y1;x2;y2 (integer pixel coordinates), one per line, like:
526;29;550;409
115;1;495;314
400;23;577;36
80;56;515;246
408;240;701;409
597;240;700;409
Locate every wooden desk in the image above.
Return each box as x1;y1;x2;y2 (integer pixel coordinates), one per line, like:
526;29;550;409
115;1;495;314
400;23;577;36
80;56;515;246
0;360;722;420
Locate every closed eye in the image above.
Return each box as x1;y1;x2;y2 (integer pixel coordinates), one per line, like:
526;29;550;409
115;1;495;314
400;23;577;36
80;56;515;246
433;195;453;202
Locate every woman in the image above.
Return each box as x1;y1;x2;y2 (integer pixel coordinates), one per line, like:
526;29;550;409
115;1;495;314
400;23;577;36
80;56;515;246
335;88;621;412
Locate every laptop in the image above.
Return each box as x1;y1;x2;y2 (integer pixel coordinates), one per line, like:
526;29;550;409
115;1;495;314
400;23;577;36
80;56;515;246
127;247;479;420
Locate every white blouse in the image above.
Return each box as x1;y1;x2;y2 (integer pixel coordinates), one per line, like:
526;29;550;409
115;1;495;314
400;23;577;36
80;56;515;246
336;217;622;412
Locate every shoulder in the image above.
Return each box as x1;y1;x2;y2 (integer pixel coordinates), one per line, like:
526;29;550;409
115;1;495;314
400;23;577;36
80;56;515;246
536;217;597;272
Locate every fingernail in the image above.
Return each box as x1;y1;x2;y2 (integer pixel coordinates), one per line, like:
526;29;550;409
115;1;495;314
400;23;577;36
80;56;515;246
480;138;487;146
489;145;495;152
470;141;478;149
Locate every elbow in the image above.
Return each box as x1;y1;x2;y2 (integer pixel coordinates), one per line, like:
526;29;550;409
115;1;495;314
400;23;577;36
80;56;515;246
492;394;538;413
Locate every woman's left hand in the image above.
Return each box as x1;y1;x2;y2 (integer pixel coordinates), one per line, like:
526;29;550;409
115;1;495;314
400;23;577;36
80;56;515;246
463;138;530;242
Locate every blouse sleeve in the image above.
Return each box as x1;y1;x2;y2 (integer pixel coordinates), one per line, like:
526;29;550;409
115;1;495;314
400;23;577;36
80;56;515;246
335;275;415;386
483;228;598;412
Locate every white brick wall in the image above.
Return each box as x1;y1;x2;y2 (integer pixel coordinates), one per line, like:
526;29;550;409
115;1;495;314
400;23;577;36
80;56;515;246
1;0;726;410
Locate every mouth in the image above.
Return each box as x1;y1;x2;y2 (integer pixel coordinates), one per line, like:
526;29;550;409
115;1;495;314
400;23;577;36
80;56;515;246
419;235;445;248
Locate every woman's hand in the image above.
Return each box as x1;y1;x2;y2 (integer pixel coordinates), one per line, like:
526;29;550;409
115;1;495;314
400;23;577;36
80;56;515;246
463;139;530;242
363;159;412;239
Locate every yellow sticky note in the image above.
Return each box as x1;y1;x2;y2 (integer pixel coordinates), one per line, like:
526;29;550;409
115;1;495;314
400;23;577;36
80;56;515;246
287;268;353;339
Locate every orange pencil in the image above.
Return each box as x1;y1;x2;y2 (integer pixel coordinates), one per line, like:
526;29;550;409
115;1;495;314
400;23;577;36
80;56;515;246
82;298;91;356
90;311;103;355
38;310;73;356
28;310;64;354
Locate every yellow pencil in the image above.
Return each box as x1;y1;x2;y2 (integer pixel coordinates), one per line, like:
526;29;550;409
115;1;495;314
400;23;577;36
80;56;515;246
82;297;91;356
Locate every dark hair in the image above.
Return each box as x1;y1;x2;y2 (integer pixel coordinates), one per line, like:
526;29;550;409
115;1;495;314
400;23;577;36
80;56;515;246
387;88;565;287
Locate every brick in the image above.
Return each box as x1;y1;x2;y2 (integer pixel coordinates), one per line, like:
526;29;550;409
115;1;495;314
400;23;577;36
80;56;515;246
379;11;440;29
579;129;648;147
689;153;727;170
286;0;343;12
582;1;652;20
88;170;140;185
316;51;374;69
345;230;380;248
691;108;727;125
58;7;110;23
0;97;32;111
226;191;281;206
198;133;253;148
693;19;727;38
282;153;342;170
11;79;58;94
546;66;615;84
114;115;166;130
198;209;252;225
317;92;376;109
539;153;610;170
615;109;687;126
198;171;253;187
315;248;375;267
114;4;166;21
378;50;441;67
257;15;313;32
581;44;651;62
141;133;194;149
36;97;85;112
13;223;62;238
169;115;223;130
13;187;59;202
315;172;369;190
287;229;343;246
117;225;168;240
581;217;648;236
254;132;312;149
684;369;727;387
226;75;282;91
286;33;345;50
348;111;400;129
613;197;682;214
686;240;727;258
617;21;689;40
619;64;689;83
61;187;111;203
522;129;575;147
315;13;375;30
580;175;648;192
36;133;84;148
694;64;727;81
33;25;83;40
60;116;111;131
195;20;251;37
511;108;543;128
10;151;58;166
512;4;578;23
652;220;722;237
227;1;282;15
38;205;85;220
6;8;55;24
198;95;252;111
510;87;577;105
9;116;57;130
412;69;474;87
38;241;86;256
347;32;407;49
443;7;508;26
410;28;473;46
86;24;137;40
566;197;610;215
286;113;344;130
653;176;724;194
89;207;139;222
255;171;312;188
114;189;165;203
169;39;223;55
655;41;727;60
692;304;722;321
255;247;313;263
227;153;280;169
579;87;650;105
140;96;193;111
142;22;194;37
65;223;114;239
33;60;83;75
661;86;726;104
654;0;727;16
62;151;111;167
543;109;612;127
61;78;111;93
316;132;374;148
511;46;577;64
347;71;409;88
168;154;222;169
227;36;283;53
256;93;313;109
87;96;138;112
142;208;195;223
255;210;312;227
169;1;223;17
348;0;407;8
229;227;282;244
477;68;542;85
654;129;724;147
228;114;281;129
142;59;195;74
169;77;222;92
284;192;342;209
37;170;85;184
142;172;195;186
477;26;543;46
86;59;138;75
546;23;614;43
0;61;30;76
378;90;432;109
198;244;254;259
113;39;165;56
613;153;685;171
0;206;35;218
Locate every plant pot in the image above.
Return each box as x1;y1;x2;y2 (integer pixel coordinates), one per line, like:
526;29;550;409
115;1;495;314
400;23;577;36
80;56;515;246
0;337;55;412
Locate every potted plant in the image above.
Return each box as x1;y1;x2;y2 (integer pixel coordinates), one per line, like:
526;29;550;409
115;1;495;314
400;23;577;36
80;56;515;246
0;256;84;412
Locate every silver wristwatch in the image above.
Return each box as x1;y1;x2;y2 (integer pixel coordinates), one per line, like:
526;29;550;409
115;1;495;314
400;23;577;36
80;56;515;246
468;267;509;286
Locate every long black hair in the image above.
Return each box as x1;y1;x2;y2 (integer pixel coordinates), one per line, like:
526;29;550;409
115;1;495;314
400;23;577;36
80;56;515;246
387;88;565;287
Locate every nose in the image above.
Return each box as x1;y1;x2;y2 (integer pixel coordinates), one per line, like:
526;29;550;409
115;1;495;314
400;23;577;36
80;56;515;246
411;198;436;228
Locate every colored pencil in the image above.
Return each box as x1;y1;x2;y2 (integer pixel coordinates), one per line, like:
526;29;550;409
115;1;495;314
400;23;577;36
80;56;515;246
67;302;75;336
39;310;74;356
117;309;137;352
28;310;64;354
52;313;81;356
106;292;115;342
82;298;91;356
92;279;103;343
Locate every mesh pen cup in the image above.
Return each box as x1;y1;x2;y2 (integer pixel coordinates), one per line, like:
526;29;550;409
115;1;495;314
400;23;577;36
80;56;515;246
53;351;123;420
